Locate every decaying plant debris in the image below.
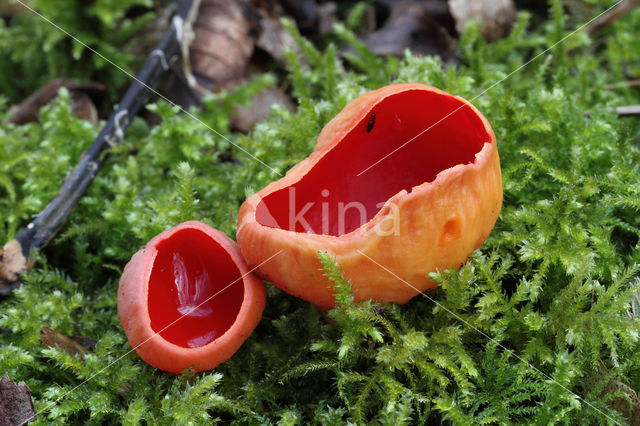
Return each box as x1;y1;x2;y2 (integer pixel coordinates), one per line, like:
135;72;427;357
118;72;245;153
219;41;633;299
449;0;517;42
0;373;36;425
39;327;95;361
5;79;103;125
0;240;28;293
360;0;458;60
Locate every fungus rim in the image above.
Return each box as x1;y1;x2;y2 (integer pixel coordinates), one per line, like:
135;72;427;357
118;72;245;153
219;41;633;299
147;227;245;349
253;85;496;239
127;221;260;353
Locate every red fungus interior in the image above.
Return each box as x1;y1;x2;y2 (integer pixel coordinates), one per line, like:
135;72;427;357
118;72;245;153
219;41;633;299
256;89;492;236
148;229;244;348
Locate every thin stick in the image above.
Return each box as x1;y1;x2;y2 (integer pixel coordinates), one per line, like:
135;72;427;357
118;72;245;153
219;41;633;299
606;80;640;90
585;0;640;37
0;0;197;293
583;104;640;116
616;105;640;116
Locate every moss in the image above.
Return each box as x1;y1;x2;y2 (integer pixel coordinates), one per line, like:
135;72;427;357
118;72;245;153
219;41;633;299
0;0;160;103
2;1;640;423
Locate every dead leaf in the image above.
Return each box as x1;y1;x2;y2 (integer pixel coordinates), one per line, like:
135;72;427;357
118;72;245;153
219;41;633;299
116;382;132;397
213;77;294;133
255;4;297;61
0;0;28;16
360;0;457;60
230;86;295;132
600;378;640;424
278;0;318;31
70;92;98;125
0;372;36;425
190;0;256;89
68;335;97;350
448;0;517;42
126;4;177;58
0;240;28;294
585;0;640;38
39;327;92;361
5;79;104;125
316;2;338;36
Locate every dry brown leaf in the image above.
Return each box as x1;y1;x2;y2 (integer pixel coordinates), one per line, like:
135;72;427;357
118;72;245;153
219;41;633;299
116;382;132;397
600;378;640;424
214;76;294;133
230;86;294;133
0;240;28;294
448;0;517;42
361;0;457;60
190;0;255;89
125;4;177;58
0;0;28;16
5;79;104;125
316;2;338;36
279;0;318;30
585;0;640;38
39;327;93;361
70;92;98;125
68;335;98;350
255;4;297;61
0;372;36;425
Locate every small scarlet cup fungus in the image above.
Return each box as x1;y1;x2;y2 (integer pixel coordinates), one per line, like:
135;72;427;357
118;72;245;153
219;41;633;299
118;221;265;373
237;83;502;308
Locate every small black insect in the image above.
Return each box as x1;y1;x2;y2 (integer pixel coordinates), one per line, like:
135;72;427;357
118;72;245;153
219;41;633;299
366;112;376;133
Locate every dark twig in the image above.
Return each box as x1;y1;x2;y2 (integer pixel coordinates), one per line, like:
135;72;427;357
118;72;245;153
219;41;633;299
606;80;640;90
584;105;640;117
0;0;198;293
616;105;640;116
585;0;640;38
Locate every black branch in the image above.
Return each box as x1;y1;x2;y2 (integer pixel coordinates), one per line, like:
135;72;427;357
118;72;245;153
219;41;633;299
0;0;198;293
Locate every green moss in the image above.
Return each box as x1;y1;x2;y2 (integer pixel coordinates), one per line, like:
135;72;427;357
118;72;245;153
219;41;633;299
0;0;161;103
2;2;640;424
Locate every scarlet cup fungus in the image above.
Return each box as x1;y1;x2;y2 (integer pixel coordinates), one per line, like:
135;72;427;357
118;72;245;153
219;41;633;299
118;221;265;373
237;83;503;308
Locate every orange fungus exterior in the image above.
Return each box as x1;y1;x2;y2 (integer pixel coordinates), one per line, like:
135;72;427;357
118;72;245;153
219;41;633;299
118;221;265;373
237;83;502;308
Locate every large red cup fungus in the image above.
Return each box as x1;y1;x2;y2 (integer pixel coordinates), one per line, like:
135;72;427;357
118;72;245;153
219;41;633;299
237;83;502;308
118;221;265;373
